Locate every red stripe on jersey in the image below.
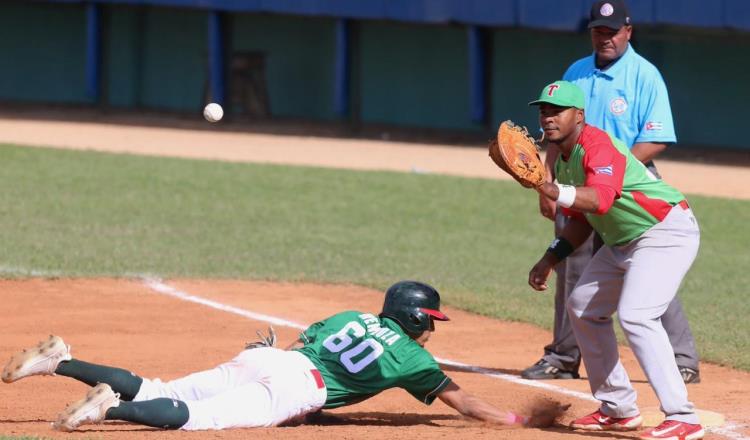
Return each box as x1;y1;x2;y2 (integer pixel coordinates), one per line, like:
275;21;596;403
632;191;674;221
579;125;626;214
311;369;325;389
591;184;619;215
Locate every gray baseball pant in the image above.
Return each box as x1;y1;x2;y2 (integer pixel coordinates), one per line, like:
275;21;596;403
541;213;700;373
567;205;700;422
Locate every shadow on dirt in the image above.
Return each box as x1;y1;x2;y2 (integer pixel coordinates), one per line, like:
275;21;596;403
301;411;459;427
438;363;525;376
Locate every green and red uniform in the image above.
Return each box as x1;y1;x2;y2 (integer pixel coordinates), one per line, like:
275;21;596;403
296;311;452;408
555;124;686;246
557;124;701;424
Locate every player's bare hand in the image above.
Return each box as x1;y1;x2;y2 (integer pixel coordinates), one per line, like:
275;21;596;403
536;182;559;200
538;192;557;220
528;256;556;291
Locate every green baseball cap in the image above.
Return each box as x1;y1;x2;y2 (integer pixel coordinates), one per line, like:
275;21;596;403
528;80;585;110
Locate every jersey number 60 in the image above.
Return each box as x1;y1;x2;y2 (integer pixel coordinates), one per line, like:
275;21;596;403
322;322;384;374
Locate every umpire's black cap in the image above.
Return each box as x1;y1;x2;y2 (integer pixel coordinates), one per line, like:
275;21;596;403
588;0;631;30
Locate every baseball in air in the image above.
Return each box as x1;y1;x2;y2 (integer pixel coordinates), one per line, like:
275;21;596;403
203;103;223;122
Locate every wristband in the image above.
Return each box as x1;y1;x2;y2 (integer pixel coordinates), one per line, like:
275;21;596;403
505;412;529;426
547;237;574;261
555;183;576;208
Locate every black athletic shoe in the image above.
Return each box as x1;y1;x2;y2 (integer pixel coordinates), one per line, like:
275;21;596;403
521;359;580;380
679;366;701;384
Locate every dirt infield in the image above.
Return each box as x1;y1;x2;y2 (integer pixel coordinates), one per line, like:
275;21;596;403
1;116;749;438
1;279;749;439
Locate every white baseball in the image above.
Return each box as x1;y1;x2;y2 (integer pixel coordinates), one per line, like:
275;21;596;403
203;103;223;122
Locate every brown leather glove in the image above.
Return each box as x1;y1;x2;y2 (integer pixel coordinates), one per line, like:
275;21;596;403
488;120;545;188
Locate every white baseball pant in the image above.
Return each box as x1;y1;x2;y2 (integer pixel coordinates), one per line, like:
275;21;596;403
133;348;327;430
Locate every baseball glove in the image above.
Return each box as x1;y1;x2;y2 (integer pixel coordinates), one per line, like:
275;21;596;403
488;120;545;188
244;326;276;350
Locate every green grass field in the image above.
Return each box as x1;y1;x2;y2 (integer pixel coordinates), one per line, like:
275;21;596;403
2;145;749;370
0;437;50;440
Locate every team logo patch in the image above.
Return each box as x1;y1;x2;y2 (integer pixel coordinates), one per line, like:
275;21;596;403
594;165;614;176
646;121;664;131
610;97;628;115
600;3;614;16
547;84;560;96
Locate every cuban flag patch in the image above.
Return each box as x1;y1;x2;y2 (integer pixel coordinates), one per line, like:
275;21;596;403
646;121;663;131
594;165;614;176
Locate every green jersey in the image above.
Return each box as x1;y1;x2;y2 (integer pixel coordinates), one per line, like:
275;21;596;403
295;311;452;409
555;124;686;246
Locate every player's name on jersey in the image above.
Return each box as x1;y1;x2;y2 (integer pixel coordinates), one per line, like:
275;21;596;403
359;313;402;346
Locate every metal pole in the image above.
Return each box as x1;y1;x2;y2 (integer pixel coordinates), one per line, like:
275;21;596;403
85;2;101;102
334;19;350;117
208;11;225;105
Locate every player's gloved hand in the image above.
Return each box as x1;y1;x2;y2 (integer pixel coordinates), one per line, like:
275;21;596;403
244;326;277;349
488;120;546;188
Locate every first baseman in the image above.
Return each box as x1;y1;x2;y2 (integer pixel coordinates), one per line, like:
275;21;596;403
2;281;561;431
528;81;703;440
526;0;701;384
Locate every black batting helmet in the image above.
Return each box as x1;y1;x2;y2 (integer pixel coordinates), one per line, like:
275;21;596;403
380;281;449;335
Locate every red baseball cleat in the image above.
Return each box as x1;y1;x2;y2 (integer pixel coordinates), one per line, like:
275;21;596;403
570;409;643;431
640;420;705;440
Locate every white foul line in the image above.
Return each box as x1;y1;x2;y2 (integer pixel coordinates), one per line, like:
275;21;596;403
143;278;747;439
145;279;308;330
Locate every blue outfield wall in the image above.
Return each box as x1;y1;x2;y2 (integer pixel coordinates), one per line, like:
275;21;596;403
490;29;590;136
358;21;478;131
1;1;749;149
639;31;750;147
105;6;207;111
231;14;338;120
0;3;89;103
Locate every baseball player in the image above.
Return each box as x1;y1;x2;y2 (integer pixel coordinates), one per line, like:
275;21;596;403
2;281;560;432
526;81;703;440
525;0;701;384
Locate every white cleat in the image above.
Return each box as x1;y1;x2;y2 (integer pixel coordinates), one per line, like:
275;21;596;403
53;383;121;432
2;335;72;383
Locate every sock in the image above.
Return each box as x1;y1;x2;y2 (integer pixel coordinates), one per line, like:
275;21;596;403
56;359;143;401
106;399;189;430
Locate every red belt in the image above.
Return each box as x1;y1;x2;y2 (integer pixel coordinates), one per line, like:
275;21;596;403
310;369;325;389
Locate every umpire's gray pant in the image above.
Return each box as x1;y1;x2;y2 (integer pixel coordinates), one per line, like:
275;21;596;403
541;212;700;373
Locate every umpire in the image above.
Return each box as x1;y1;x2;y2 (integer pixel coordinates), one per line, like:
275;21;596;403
523;0;701;384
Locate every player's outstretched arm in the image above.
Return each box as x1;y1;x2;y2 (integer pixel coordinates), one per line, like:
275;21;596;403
437;382;526;426
438;382;570;428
